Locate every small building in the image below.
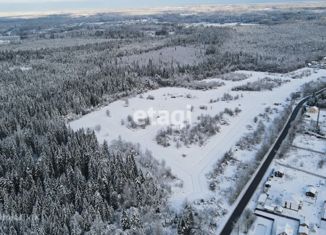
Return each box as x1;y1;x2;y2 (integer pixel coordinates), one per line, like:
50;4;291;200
282;193;302;211
322;201;326;221
310;224;318;233
276;223;294;235
258;193;268;206
264;179;272;192
299;224;309;235
264;204;275;213
199;105;207;110
307;106;319;114
275;205;284;214
305;185;317;198
274;169;285;178
300;220;309;228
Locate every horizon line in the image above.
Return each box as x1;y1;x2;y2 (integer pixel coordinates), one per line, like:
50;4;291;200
0;1;325;19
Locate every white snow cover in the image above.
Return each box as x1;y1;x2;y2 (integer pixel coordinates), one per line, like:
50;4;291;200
69;67;326;207
182;22;258;28
0;40;10;45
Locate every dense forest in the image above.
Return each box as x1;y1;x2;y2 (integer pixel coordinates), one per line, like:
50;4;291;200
0;51;171;234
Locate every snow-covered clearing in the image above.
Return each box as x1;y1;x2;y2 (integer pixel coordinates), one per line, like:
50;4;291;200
8;66;32;72
121;45;204;67
292;134;326;154
181;22;257;28
70;67;326;209
279;147;326;176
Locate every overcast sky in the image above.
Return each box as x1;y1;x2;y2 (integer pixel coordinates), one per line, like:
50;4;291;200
0;0;318;14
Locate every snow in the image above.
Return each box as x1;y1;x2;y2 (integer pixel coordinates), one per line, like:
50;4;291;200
279;107;326;175
181;22;257;28
292;134;326;154
20;66;32;71
69;67;326;209
264;164;326;231
305;108;326;134
121;45;204;67
245;163;326;235
279;147;326;176
0;40;10;45
257;193;268;205
251;217;273;235
8;66;32;72
252;210;299;235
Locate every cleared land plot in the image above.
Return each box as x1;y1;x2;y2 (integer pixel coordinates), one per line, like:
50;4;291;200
120;45;204;67
70;68;326;213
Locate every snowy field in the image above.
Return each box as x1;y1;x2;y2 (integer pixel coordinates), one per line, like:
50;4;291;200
70;67;326;210
292;132;326;154
279;147;326;176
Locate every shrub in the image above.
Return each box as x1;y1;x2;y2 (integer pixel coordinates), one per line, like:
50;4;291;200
94;124;101;132
147;95;155;100
232;77;290;91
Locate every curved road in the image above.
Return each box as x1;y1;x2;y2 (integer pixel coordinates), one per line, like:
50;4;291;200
220;87;326;235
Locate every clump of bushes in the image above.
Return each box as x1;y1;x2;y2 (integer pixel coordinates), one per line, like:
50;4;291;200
236;121;265;150
126;115;151;129
219;73;250;82
156;108;242;147
232;77;290;91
